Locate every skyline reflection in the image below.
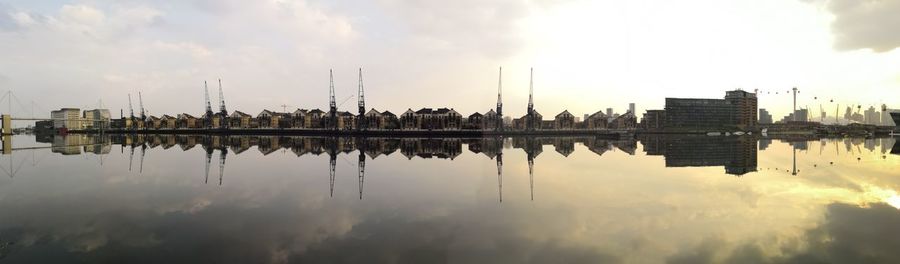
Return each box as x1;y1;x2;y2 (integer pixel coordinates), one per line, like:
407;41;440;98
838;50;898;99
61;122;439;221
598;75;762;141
0;135;896;263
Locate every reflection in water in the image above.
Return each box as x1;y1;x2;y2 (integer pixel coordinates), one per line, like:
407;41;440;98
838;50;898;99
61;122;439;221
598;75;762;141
0;134;896;263
639;135;757;175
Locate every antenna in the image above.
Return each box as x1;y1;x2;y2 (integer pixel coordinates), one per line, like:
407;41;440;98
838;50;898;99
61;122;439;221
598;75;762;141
218;79;227;115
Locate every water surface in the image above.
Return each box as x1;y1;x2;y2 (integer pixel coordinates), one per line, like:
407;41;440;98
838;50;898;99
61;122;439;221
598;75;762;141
0;134;898;263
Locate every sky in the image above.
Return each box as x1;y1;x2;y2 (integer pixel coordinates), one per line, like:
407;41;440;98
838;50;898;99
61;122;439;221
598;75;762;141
1;0;899;120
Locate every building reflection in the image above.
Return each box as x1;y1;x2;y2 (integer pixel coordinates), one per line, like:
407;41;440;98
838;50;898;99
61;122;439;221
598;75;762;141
639;135;758;176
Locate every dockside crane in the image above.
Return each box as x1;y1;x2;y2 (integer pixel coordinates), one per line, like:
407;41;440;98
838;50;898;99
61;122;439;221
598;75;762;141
358;68;366;130
526;67;535;131
497;67;503;131
204;81;214;128
218;79;228;128
127;94;135;130
329;69;337;130
138;92;146;127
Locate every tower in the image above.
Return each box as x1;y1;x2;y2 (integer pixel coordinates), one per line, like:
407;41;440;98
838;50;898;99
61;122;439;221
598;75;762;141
496;67;503;131
329;69;337;130
792;87;798;122
358;68;366;130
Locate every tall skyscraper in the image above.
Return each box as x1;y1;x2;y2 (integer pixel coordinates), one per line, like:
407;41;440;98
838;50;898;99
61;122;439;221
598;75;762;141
606;108;613;117
629;103;635;114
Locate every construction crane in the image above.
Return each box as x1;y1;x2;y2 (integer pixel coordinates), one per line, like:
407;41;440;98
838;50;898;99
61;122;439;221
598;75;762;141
358;68;366;130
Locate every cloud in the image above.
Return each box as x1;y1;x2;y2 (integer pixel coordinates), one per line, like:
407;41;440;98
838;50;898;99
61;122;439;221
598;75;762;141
375;0;563;58
665;202;900;264
810;0;900;52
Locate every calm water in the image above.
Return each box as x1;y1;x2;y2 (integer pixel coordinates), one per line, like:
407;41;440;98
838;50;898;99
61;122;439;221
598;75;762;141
0;134;898;263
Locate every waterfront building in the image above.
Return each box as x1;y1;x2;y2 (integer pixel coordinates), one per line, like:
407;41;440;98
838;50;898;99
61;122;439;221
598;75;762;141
161;115;177;129
229;111;252;128
641;110;665;130
663;90;757;129
609;111;637;129
82;109;111;129
51;108;81;129
759;109;773;124
725;90;757;127
256;110;277;128
554;110;575;129
305;109;325;128
337;111;357;130
177;113;199;128
519;110;542;130
467;112;484;130
401;109;417;130
291;109;308;128
381;111;399;129
365;109;383;129
585;110;608;129
483;109;501;130
148;116;162;129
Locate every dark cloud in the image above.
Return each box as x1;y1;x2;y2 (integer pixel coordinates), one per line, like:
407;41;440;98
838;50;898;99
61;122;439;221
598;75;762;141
811;0;900;52
666;202;900;264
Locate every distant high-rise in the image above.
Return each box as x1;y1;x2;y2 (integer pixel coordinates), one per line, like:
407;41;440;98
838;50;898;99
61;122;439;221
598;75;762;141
759;109;773;124
606;108;613;117
629;103;635;114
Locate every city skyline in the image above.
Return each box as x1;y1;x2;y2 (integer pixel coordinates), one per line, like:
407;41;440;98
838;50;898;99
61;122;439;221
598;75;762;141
2;0;900;120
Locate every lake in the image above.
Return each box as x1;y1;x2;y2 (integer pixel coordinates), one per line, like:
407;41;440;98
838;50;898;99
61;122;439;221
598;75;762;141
0;134;897;263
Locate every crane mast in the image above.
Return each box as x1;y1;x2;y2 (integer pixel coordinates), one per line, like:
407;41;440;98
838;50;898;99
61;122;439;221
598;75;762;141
218;79;227;115
497;67;503;131
138;92;146;122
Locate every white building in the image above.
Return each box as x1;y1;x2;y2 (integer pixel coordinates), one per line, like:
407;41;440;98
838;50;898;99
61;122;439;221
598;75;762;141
51;108;81;129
